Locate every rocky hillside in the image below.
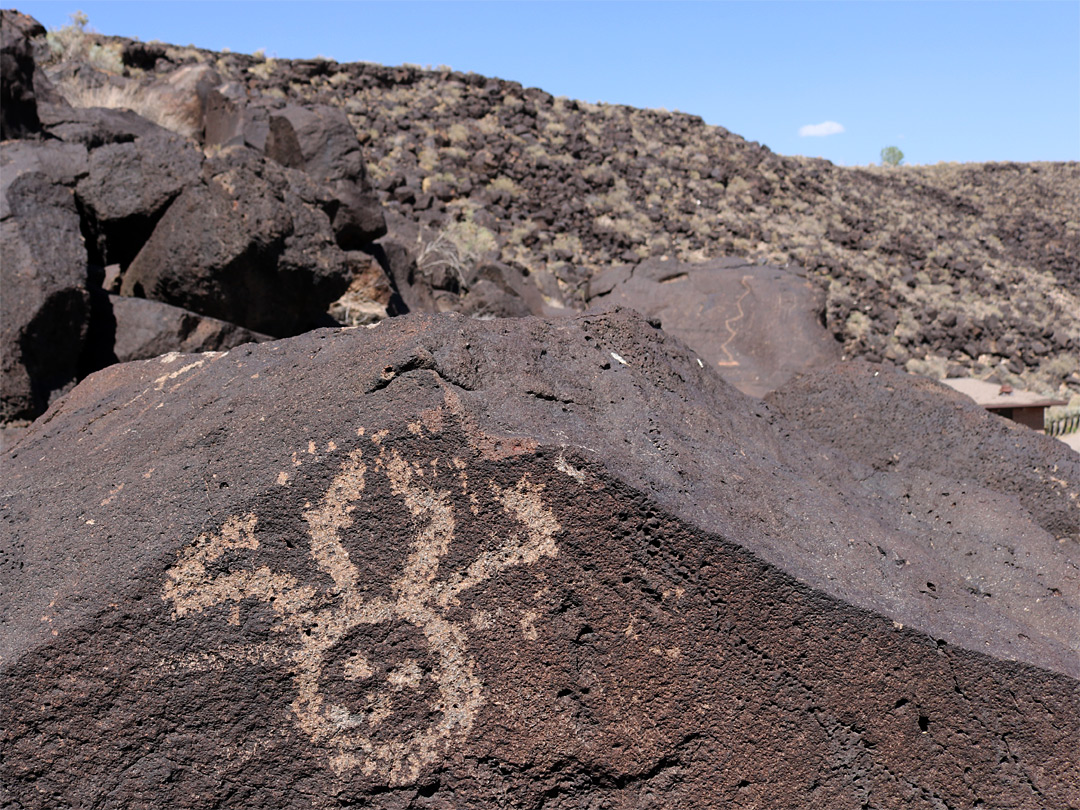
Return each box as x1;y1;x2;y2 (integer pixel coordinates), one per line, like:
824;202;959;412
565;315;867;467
14;16;1078;399
213;51;1079;389
13;16;1080;399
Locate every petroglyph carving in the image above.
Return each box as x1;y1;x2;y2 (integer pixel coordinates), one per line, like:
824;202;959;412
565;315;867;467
163;434;562;785
716;274;753;367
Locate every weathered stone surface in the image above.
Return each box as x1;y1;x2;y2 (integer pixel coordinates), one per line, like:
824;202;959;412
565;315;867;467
38;101;166;147
141;63;221;140
264;104;385;247
1;143;89;421
265;104;361;185
119;145;354;336
205;96;386;249
98;294;273;364
588;257;842;397
0;9;45;139
767;360;1080;540
0;138;88;192
2;309;1076;807
202;84;271;151
75;126;202;267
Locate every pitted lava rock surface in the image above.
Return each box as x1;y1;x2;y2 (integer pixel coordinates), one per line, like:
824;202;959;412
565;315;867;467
588;256;841;396
767;360;1080;541
2;310;1076;808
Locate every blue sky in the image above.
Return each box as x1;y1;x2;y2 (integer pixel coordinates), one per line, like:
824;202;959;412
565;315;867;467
17;1;1079;166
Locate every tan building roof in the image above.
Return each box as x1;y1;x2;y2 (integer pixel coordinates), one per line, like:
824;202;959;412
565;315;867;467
941;377;1068;409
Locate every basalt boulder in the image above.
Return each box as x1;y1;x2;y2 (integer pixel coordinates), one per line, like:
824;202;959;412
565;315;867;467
82;294;273;369
766;359;1080;540
0;141;90;422
264;103;386;247
588;257;842;397
2;309;1076;808
0;9;45;139
74;125;203;268
119;144;357;337
204;94;386;248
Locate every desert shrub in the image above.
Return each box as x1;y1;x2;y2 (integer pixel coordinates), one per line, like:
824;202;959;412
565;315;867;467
505;221;537;247
46;11;124;73
421;172;459;192
447;123;470;144
416;217;498;289
486;176;522;196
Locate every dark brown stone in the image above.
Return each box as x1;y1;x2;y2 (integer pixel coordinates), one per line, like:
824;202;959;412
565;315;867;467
75;126;203;267
1;143;90;421
207;99;387;248
2;309;1076;808
119;145;354;337
588;257;842;397
766;360;1080;540
0;9;46;139
102;294;273;363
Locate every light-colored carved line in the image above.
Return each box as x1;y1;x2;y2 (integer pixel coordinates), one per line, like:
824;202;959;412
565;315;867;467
162;432;564;786
303;449;366;595
163;513;315;619
436;476;560;609
382;448;457;610
718;274;754;366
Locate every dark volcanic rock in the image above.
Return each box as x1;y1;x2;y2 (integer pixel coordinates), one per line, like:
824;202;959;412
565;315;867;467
86;294;273;366
38;101;166;146
589;257;842;397
119;145;355;336
2;309;1076;808
1;142;90;421
767;360;1080;540
75;126;203;267
0;9;45;139
264;104;386;247
204;94;386;248
0;23;398;417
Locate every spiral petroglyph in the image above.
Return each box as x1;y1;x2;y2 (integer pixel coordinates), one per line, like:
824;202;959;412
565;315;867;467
162;431;562;784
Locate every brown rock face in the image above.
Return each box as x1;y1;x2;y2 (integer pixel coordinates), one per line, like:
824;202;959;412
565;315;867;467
2;310;1076;808
588;257;842;397
767;360;1080;541
1;142;90;421
0;10;45;138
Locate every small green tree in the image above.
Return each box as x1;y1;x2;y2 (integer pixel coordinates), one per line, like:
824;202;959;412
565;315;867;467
880;146;904;167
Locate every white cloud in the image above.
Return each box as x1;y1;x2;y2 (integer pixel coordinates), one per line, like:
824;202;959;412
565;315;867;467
798;121;845;137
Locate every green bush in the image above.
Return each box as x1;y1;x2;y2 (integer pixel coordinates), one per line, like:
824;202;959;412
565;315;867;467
880;146;905;167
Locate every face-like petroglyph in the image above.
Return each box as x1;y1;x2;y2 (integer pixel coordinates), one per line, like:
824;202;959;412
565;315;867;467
163;431;563;785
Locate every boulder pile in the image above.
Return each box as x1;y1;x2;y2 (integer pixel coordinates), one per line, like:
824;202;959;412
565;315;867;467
1;9;386;424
